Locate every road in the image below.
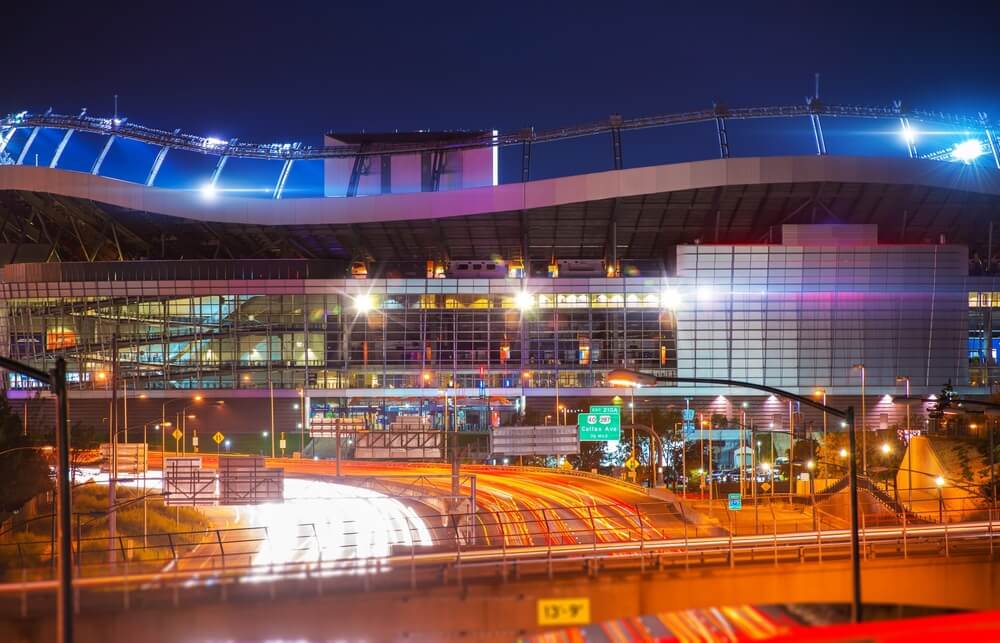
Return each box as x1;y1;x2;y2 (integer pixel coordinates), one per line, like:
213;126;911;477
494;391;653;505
149;453;690;548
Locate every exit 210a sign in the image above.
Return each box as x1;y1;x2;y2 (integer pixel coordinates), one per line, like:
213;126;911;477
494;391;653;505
578;411;621;441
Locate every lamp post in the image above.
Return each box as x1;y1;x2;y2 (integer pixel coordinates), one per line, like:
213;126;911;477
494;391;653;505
162;397;203;455
298;388;306;455
853;364;866;475
814;388;828;447
895;376;912;507
607;367;863;624
935;475;946;523
0;356;72;643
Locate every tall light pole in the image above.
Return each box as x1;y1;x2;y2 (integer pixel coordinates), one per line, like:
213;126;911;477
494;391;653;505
608;367;863;623
162;396;202;455
814;388;827;447
298;387;307;454
853;363;866;475
896;376;912;506
0;356;72;643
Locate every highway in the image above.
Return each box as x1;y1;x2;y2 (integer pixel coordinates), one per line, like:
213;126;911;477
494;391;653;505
148;453;687;548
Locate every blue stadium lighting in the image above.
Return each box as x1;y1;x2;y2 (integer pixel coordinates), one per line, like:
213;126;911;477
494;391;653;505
199;183;218;199
900;123;917;145
952;139;985;163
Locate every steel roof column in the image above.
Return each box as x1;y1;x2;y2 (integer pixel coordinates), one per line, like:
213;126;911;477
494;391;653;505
49;109;87;169
272;159;294;199
91;135;116;175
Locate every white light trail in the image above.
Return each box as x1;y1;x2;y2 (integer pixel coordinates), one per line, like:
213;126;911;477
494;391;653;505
241;478;433;582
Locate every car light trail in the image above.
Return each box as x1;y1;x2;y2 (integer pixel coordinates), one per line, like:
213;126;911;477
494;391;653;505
240;478;432;582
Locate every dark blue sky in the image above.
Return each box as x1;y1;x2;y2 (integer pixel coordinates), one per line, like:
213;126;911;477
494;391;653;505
6;1;1000;145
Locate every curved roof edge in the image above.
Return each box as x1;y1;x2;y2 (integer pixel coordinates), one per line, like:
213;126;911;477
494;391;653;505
2;156;999;227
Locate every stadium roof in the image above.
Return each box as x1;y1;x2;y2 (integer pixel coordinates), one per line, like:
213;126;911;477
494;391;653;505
1;155;999;267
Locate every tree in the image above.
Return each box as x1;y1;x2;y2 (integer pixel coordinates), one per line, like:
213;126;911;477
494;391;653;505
816;429;904;482
569;441;606;472
0;394;52;516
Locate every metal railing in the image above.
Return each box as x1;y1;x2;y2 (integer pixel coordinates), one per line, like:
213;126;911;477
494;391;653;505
0;504;997;621
1;493;992;583
3;103;995;161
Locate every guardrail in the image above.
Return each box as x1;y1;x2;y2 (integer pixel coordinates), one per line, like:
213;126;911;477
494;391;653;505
1;495;991;583
1;511;997;621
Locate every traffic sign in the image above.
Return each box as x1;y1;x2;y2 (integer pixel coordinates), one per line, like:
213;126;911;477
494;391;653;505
589;405;621;416
537;597;590;626
578;412;621;441
171;428;183;442
212;431;225;445
728;493;742;511
624;456;639;471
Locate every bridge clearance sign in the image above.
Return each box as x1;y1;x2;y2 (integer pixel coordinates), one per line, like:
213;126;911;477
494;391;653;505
578;405;621;441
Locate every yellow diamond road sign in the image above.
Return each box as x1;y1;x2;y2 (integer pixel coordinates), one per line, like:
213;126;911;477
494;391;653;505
212;431;225;445
171;428;183;441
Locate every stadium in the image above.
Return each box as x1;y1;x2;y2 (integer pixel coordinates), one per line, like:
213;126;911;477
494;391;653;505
1;100;1000;452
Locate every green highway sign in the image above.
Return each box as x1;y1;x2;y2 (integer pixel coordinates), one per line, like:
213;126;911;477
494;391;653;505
578;411;621;441
589;405;621;416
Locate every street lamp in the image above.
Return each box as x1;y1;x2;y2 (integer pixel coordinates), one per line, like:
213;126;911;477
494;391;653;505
814;388;828;448
852;364;866;474
162;396;204;454
935;475;946;523
897;375;913;507
607;367;864;623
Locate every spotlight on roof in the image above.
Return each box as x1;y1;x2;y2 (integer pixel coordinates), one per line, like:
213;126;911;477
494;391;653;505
199;183;217;200
952;139;985;164
900;123;917;145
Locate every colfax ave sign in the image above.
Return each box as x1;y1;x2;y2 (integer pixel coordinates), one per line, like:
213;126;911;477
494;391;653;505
578;405;621;441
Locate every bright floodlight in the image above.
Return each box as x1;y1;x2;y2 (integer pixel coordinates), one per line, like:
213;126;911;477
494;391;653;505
900;123;917;145
199;183;217;200
353;293;374;313
952;139;985;163
880;442;891;454
935;475;946;487
660;289;682;310
514;291;534;310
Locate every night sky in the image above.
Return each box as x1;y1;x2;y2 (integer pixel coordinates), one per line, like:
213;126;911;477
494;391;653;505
4;1;1000;187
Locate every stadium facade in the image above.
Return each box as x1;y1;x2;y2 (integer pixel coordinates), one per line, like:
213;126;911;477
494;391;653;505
1;103;1000;441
